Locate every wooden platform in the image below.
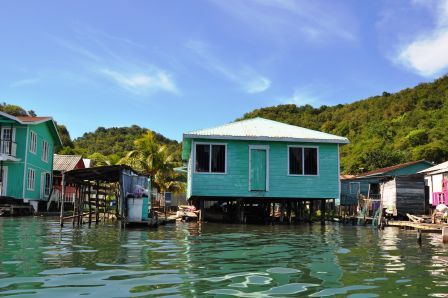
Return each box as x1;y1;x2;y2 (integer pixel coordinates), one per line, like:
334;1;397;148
388;221;448;233
0;205;33;216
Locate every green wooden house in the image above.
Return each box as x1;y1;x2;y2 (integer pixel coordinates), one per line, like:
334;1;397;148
182;117;349;207
0;111;62;210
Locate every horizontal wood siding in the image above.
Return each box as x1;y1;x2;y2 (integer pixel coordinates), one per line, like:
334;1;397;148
189;138;340;199
24;122;55;201
395;176;426;215
3;162;24;198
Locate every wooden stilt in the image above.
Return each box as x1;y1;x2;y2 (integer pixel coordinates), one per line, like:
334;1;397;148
88;185;92;225
72;187;77;227
95;181;100;224
199;199;204;222
309;200;314;224
442;227;448;244
59;173;66;227
77;186;81;226
321;199;326;225
417;229;422;244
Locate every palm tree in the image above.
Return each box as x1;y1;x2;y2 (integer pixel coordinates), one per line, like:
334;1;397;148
119;132;185;193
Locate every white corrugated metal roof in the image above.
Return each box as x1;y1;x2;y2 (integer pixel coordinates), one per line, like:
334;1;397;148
419;160;448;174
53;154;84;172
184;117;349;144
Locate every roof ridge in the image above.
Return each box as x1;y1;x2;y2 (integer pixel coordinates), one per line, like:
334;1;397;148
358;160;431;177
184;117;349;143
186;117;262;134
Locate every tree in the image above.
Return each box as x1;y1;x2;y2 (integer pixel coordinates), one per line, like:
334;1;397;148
119;132;185;193
89;152;112;167
0;104;27;116
56;124;74;148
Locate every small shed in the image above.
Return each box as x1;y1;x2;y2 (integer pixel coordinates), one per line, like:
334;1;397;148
340;160;433;206
60;165;151;226
380;174;426;217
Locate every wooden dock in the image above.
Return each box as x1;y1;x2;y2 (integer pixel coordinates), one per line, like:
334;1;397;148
387;221;448;233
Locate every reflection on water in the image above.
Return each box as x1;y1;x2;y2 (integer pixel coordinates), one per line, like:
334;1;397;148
0;218;448;297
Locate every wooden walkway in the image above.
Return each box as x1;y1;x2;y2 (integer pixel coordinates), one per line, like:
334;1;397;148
388;221;448;233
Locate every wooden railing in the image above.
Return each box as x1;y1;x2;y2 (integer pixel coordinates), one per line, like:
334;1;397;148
51;187;77;203
0;140;17;157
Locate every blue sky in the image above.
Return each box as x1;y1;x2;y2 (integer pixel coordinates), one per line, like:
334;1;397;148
1;0;448;141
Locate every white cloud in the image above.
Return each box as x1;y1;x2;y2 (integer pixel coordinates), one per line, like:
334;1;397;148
209;0;357;43
186;40;271;94
245;77;271;94
101;68;178;95
280;87;321;106
51;27;179;96
10;78;40;87
396;0;448;76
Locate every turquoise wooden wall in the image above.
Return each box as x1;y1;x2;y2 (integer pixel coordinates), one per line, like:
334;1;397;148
24;122;55;201
186;138;340;200
0;117;57;201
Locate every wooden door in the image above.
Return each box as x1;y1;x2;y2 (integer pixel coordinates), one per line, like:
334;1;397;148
250;148;267;191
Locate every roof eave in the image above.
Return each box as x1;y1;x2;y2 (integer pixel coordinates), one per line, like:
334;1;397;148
183;134;349;144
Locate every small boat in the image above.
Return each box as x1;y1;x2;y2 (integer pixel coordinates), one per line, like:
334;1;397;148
176;205;198;222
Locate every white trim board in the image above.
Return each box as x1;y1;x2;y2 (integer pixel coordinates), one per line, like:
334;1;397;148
184;134;349;144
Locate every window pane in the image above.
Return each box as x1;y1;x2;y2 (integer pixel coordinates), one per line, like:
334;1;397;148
350;183;360;194
195;144;210;172
289;147;302;175
304;148;318;175
211;145;225;173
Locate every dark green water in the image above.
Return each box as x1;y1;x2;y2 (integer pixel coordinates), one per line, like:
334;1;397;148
0;218;447;297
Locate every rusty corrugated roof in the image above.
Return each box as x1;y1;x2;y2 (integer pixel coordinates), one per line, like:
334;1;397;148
16;116;52;123
53;154;84;172
357;160;432;178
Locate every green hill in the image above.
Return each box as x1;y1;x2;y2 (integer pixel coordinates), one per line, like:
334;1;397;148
240;76;448;174
72;125;180;158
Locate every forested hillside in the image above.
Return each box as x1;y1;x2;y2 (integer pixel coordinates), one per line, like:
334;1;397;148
71;125;180;158
241;76;448;173
0;103;181;166
5;75;448;174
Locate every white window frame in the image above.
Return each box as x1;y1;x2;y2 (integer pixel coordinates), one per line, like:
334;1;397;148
41;172;51;197
193;142;227;174
248;145;270;192
349;182;361;195
1;127;14;155
27;168;35;191
42;140;49;162
287;145;319;176
29;131;37;154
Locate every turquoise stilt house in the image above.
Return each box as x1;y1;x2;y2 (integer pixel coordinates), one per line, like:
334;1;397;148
0;111;62;211
182;117;349;221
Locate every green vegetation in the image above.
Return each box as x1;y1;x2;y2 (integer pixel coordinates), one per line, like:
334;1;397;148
240;75;448;173
0;103;36;117
119;132;185;193
0;103;184;192
6;75;448;176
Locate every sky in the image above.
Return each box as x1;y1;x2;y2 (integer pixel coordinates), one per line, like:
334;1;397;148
1;0;448;141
